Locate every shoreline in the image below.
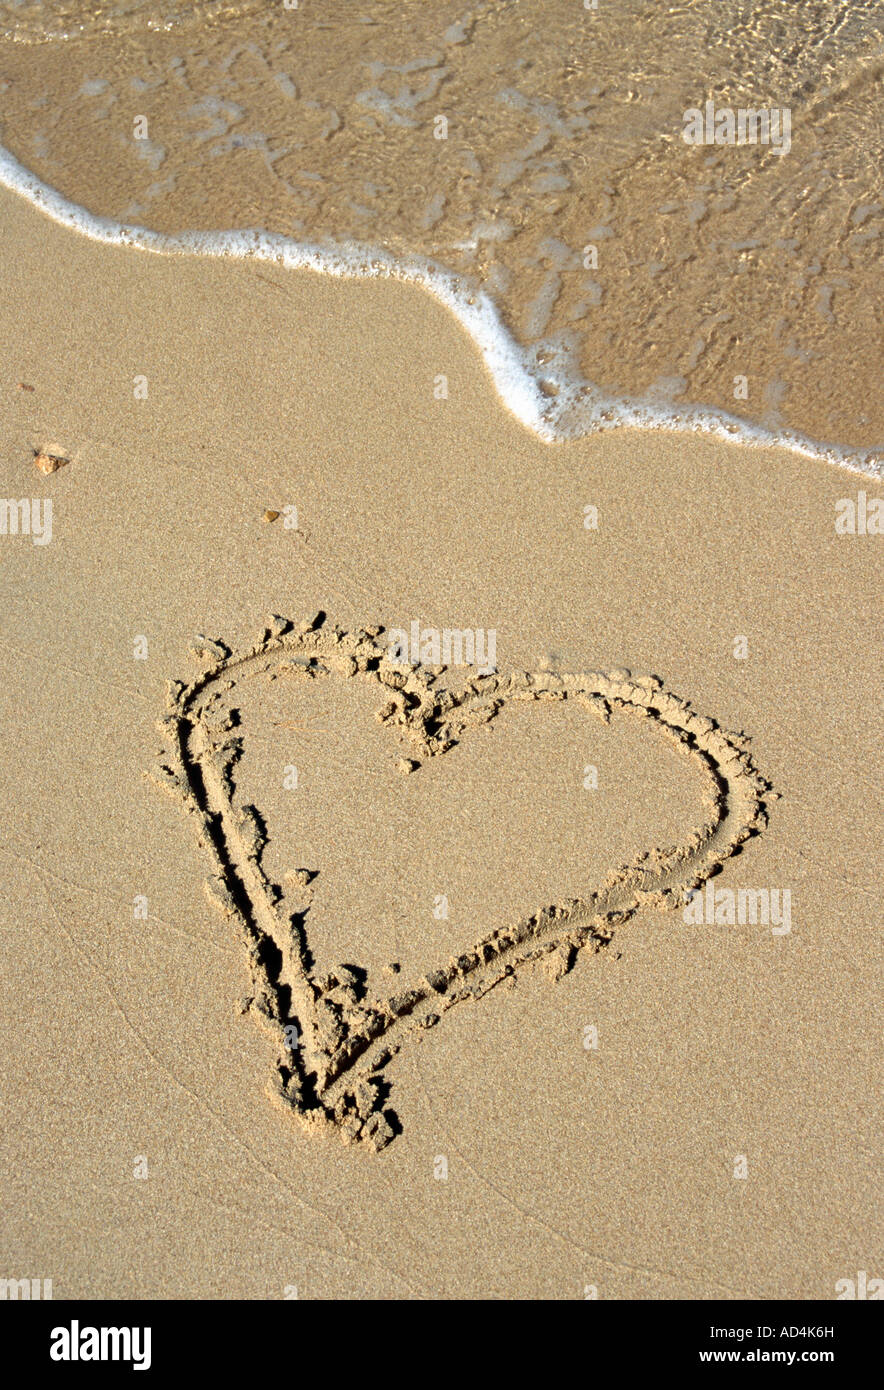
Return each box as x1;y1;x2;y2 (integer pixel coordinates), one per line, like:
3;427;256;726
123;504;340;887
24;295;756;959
0;145;880;479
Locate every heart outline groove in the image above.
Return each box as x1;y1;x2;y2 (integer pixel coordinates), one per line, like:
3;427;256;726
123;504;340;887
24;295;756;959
150;614;774;1150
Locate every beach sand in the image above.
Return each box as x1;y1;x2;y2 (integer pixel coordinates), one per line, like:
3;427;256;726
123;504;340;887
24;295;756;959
1;182;880;1298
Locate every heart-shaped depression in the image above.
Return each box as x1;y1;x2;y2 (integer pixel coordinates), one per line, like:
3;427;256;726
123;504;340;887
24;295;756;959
151;615;772;1150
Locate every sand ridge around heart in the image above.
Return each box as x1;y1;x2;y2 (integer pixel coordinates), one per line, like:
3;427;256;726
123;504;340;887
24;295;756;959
149;614;774;1151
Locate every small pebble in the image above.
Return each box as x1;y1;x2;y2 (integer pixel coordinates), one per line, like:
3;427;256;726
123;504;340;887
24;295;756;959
33;450;69;474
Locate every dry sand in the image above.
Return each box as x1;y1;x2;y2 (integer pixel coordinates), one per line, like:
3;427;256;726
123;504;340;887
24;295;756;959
0;184;880;1298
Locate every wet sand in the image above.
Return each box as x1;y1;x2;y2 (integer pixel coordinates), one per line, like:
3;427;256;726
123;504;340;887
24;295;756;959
1;0;882;448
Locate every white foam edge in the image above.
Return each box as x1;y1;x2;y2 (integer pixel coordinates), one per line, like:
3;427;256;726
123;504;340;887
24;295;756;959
0;142;880;479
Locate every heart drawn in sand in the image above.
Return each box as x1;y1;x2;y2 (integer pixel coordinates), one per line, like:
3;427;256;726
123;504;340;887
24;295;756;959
150;614;772;1150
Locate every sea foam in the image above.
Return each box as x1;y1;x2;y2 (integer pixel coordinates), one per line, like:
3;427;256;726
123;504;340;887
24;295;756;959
0;142;879;478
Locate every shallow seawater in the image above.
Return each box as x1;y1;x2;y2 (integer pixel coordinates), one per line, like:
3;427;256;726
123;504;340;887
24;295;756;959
1;0;881;455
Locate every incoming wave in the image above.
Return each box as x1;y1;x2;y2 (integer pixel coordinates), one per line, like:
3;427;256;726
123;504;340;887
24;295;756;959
0;141;879;478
